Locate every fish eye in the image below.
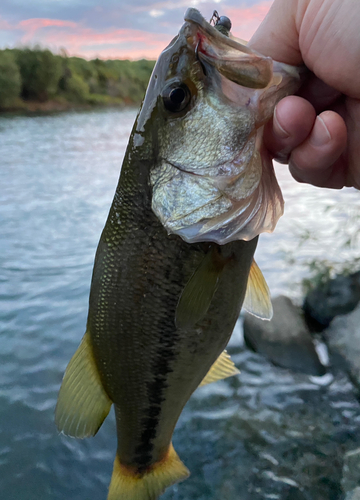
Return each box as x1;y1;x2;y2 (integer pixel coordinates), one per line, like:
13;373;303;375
162;82;191;113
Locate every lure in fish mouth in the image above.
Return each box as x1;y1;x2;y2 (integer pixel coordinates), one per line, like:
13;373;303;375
55;8;303;500
146;7;302;245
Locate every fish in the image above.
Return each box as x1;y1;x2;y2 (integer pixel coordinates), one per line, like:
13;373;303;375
55;8;302;500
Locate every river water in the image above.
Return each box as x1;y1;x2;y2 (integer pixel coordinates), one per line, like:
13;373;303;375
1;108;360;500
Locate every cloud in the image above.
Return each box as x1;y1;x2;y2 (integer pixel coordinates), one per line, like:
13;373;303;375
225;1;272;41
0;16;13;30
225;0;273;40
17;19;171;59
0;1;272;59
18;18;78;43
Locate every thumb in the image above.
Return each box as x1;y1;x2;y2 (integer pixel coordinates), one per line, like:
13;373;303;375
249;0;304;65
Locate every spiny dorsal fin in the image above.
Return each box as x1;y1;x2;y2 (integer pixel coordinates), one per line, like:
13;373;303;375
243;259;273;320
108;443;189;500
55;331;112;438
175;246;226;330
200;350;239;387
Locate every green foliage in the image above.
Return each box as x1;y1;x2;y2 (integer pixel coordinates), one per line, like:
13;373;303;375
0;50;21;107
0;48;155;110
102;59;155;101
63;73;90;103
14;47;62;101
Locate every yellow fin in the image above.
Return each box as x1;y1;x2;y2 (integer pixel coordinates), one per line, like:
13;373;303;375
55;331;112;438
199;350;239;387
175;247;225;330
108;444;189;500
243;260;273;320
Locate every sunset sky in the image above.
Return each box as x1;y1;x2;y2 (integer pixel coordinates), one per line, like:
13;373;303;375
0;0;272;60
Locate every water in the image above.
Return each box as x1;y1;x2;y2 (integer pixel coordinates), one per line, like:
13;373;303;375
1;108;360;499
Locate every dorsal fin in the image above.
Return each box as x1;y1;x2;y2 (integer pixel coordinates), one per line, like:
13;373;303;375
243;259;273;320
175;246;226;330
199;350;239;387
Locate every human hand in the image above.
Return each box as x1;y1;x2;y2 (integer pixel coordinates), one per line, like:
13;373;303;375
249;0;360;189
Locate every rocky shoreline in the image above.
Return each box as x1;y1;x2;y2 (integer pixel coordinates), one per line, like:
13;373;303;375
242;271;360;499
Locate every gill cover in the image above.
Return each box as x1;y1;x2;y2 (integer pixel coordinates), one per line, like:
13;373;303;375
145;9;303;245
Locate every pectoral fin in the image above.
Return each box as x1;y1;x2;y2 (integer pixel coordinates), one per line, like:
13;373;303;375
175;247;225;330
55;331;112;438
243;260;273;320
200;350;239;387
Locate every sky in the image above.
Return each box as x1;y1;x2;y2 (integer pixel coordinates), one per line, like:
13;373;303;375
0;0;272;60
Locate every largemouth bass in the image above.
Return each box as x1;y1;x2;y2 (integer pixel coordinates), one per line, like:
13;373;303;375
56;8;302;500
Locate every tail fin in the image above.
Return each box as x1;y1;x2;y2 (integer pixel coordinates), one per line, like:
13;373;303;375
108;444;189;500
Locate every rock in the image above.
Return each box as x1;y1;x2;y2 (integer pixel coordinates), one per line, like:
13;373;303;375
325;304;360;387
345;488;360;500
303;273;360;331
243;295;326;375
342;448;360;494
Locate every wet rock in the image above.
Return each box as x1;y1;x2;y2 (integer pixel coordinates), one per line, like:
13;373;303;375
243;295;325;375
342;448;360;494
171;342;360;500
325;304;360;388
303;272;360;331
345;487;360;500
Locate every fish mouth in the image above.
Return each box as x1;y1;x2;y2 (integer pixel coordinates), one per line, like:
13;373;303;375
184;8;274;90
145;8;301;245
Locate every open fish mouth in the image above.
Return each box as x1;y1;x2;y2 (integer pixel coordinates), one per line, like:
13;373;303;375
146;8;302;245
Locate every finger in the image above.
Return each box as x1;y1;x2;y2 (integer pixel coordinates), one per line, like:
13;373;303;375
288;111;348;188
263;96;316;163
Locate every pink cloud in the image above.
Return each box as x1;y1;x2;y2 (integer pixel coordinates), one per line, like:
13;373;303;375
0;16;14;30
18;18;78;29
18;18;78;44
225;1;272;41
15;19;171;59
1;2;272;60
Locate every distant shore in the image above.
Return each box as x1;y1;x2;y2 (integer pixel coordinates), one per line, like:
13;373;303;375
0;97;130;115
0;47;155;114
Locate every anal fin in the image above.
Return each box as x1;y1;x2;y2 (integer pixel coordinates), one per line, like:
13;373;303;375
200;350;239;387
108;443;189;500
55;331;112;438
243;259;273;320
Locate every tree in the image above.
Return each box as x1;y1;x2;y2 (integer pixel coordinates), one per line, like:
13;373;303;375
0;50;21;108
15;47;62;101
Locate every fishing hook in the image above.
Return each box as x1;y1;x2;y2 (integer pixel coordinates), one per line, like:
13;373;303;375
210;10;220;26
194;40;207;76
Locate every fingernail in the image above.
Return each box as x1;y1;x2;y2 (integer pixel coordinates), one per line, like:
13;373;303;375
273;106;290;139
309;116;331;147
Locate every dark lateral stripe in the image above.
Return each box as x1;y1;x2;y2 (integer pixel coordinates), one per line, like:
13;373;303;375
134;324;179;472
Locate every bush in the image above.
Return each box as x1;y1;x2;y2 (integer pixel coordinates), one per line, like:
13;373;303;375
0;50;21;107
64;73;90;102
0;48;156;109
